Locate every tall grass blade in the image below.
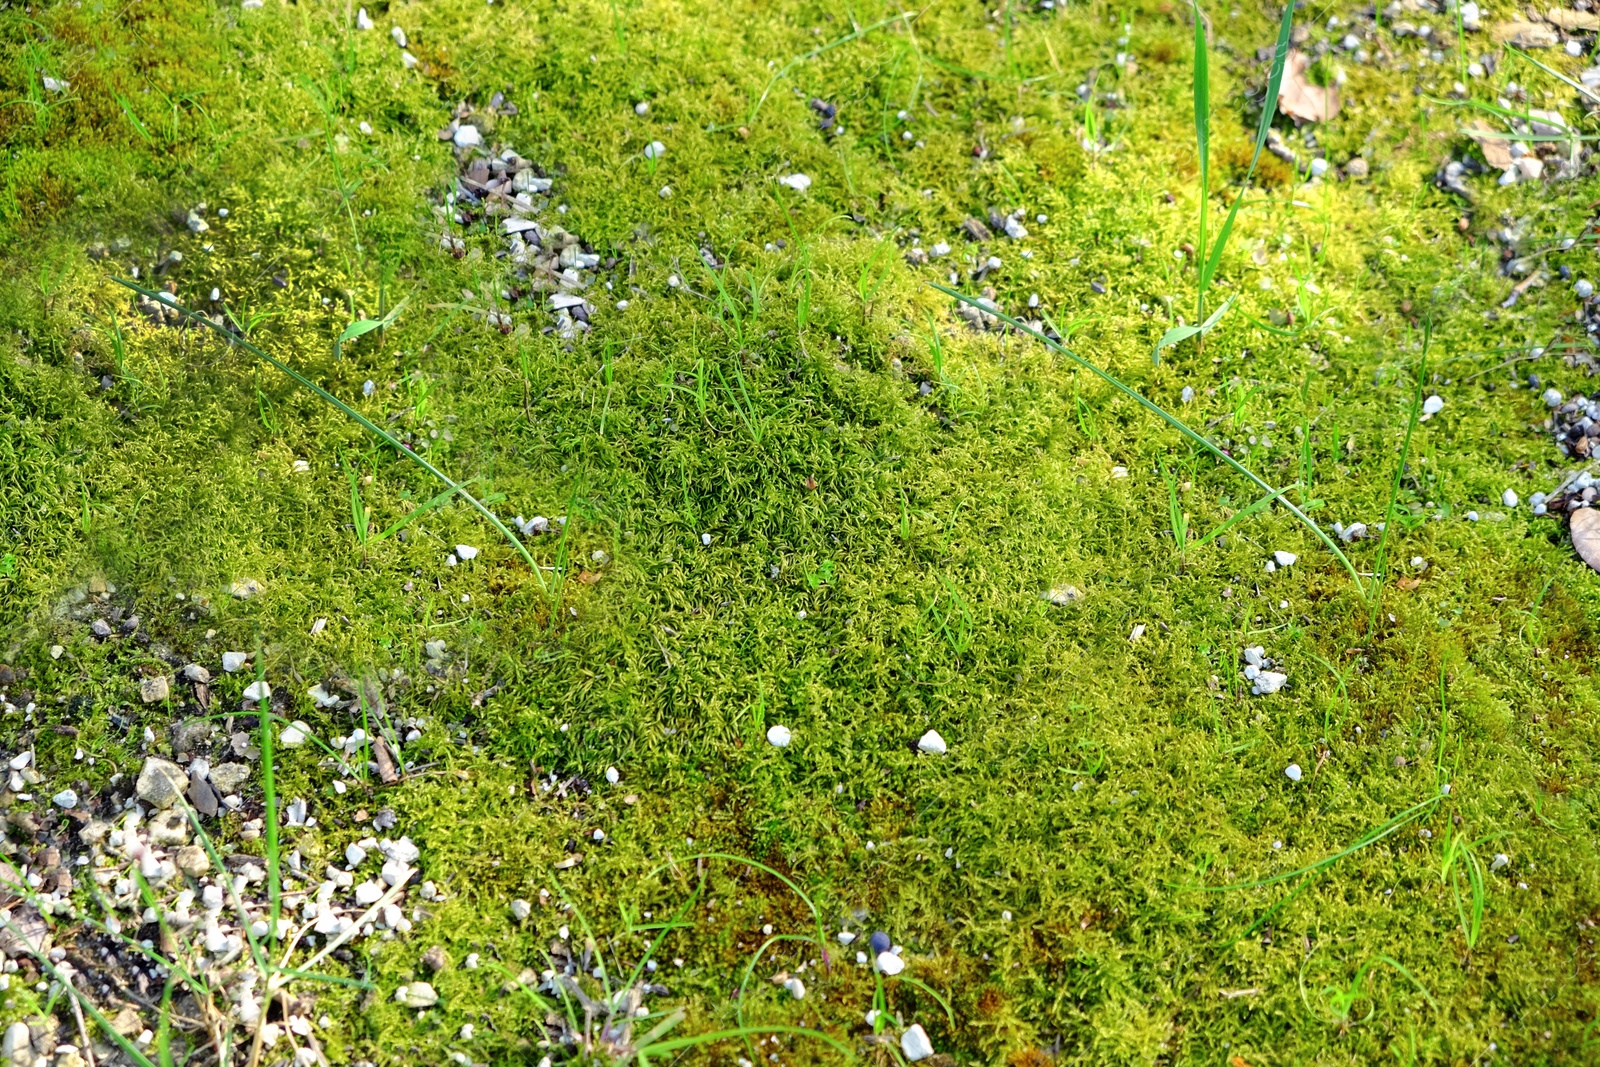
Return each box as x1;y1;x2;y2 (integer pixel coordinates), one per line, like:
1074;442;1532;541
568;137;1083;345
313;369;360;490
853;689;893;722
933;283;1368;596
1369;320;1431;626
1197;794;1442;891
1192;0;1210;323
748;12;913;123
1200;2;1295;295
112;278;545;587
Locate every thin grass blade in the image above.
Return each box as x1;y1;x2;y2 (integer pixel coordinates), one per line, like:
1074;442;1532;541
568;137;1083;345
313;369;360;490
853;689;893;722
933;283;1367;595
1201;2;1295;293
111;278;544;586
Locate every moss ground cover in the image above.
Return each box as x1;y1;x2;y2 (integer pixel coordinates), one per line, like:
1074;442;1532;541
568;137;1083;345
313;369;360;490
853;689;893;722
3;0;1600;1063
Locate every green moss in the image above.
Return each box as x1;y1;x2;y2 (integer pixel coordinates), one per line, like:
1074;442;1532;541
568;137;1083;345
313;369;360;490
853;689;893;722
3;0;1600;1063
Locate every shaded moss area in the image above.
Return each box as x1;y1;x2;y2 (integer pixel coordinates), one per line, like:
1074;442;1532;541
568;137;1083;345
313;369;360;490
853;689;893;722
4;0;1600;1063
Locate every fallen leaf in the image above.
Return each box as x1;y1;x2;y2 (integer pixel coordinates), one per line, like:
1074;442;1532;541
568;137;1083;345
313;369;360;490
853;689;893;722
1396;576;1423;590
1493;21;1559;47
1545;8;1599;31
1230;1056;1255;1067
577;570;602;585
1572;506;1600;572
1279;50;1342;123
1465;120;1514;169
372;734;400;784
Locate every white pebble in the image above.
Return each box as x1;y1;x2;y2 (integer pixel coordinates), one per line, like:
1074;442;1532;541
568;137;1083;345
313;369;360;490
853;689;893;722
875;951;904;976
916;730;947;755
1502;488;1520;508
778;174;812;193
1422;395;1444;416
643;140;666;159
52;790;78;809
765;725;792;748
605;766;620;784
634;101;649;115
455;544;479;560
901;1024;934;1062
1285;763;1303;782
1273;550;1297;567
222;652;248;672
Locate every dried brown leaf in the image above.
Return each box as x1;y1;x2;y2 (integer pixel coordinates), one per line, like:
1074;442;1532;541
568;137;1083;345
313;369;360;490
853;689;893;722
1545;9;1599;31
1279;51;1342;124
1492;21;1560;47
1572;506;1600;572
1465;120;1515;169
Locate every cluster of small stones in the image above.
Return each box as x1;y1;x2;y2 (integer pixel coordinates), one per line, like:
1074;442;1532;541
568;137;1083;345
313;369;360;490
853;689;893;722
435;101;613;342
0;734;430;1066
0;585;445;1063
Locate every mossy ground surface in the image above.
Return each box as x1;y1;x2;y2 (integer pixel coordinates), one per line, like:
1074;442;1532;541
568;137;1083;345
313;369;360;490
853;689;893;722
4;0;1600;1063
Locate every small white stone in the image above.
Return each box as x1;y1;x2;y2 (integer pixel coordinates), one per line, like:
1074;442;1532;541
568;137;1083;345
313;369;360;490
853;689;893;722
1502;488;1520;508
644;140;666;159
1285;763;1303;782
876;951;904;976
280;723;309;747
1254;671;1288;694
345;844;368;868
455;544;479;560
356;7;374;30
605;766;620;784
766;725;792;748
659;185;673;198
837;931;857;945
778;173;812;193
1273;550;1297;567
1491;852;1510;871
390;26;408;47
1422;395;1444;416
243;680;271;701
222;652;248;672
634;101;649;115
901;1024;934;1062
395;982;437;1009
510;899;532;921
52;789;78;809
917;730;947;755
784;976;806;1000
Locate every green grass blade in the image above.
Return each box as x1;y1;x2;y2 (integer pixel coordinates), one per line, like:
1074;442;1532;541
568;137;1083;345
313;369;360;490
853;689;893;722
934;283;1368;596
1197;795;1442;891
1201;2;1294;294
748;11;912;123
1369;320;1431;626
649;853;830;968
1192;0;1210;305
1193;481;1299;546
895;975;956;1028
641;1026;856;1060
111;278;545;587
